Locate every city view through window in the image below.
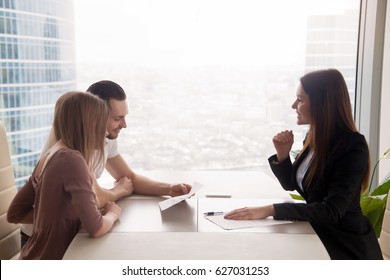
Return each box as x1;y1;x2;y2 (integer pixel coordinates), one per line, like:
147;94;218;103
74;0;360;176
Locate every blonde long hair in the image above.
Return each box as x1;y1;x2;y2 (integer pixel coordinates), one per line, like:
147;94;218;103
53;91;109;173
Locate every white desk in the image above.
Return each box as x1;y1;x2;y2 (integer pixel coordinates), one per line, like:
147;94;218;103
63;232;329;260
65;171;329;259
113;197;197;232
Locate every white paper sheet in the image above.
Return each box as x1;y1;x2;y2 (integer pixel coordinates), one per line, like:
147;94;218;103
158;181;203;211
205;215;292;230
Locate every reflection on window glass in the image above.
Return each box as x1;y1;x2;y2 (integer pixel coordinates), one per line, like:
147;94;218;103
75;0;360;172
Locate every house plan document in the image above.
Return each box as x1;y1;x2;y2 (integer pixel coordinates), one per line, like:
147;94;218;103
205;215;293;230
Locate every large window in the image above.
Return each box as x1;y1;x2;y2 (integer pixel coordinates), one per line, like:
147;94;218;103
0;0;76;187
75;0;361;173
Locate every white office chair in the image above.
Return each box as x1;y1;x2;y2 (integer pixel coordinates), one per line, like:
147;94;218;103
379;194;390;259
0;121;20;259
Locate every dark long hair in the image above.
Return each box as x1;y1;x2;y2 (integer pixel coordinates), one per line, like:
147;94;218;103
299;69;369;191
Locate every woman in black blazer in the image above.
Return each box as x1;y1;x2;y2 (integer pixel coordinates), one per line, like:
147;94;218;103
225;69;383;259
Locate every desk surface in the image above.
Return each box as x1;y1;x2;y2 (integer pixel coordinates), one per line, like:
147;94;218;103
113;198;198;232
67;171;329;259
63;232;329;260
88;197;314;234
198;198;315;234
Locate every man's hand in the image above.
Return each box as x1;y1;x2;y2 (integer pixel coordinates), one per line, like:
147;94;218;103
168;183;192;197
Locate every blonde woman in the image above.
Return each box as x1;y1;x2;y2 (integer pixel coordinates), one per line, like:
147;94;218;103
7;91;121;260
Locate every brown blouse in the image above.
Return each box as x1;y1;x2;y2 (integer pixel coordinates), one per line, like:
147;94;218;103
8;148;103;259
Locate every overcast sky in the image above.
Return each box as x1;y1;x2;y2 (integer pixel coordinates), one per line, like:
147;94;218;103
73;0;358;67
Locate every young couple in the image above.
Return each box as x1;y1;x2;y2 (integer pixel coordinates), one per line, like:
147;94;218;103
7;81;191;259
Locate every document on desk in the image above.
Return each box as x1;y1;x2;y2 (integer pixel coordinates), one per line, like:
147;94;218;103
205;215;292;230
159;181;203;211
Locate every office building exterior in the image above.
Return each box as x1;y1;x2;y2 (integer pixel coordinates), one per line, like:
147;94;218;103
0;0;76;187
305;9;360;102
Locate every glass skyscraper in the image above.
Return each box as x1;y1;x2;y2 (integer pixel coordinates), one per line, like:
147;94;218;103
0;0;76;187
305;9;360;103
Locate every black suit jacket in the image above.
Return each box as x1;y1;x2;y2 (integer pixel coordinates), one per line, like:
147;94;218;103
268;131;383;259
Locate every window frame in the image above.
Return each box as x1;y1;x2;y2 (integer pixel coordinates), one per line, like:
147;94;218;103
355;0;387;188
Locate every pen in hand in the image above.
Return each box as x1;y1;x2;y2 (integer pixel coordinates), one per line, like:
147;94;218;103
203;212;224;216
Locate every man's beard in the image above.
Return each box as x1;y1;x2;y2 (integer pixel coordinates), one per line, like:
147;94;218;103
106;132;118;140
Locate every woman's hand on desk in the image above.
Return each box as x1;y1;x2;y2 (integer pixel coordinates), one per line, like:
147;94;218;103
93;202;122;238
168;183;192;197
224;205;275;220
101;201;122;219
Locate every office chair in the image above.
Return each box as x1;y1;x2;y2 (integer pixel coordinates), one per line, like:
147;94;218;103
0;121;20;259
379;193;390;259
